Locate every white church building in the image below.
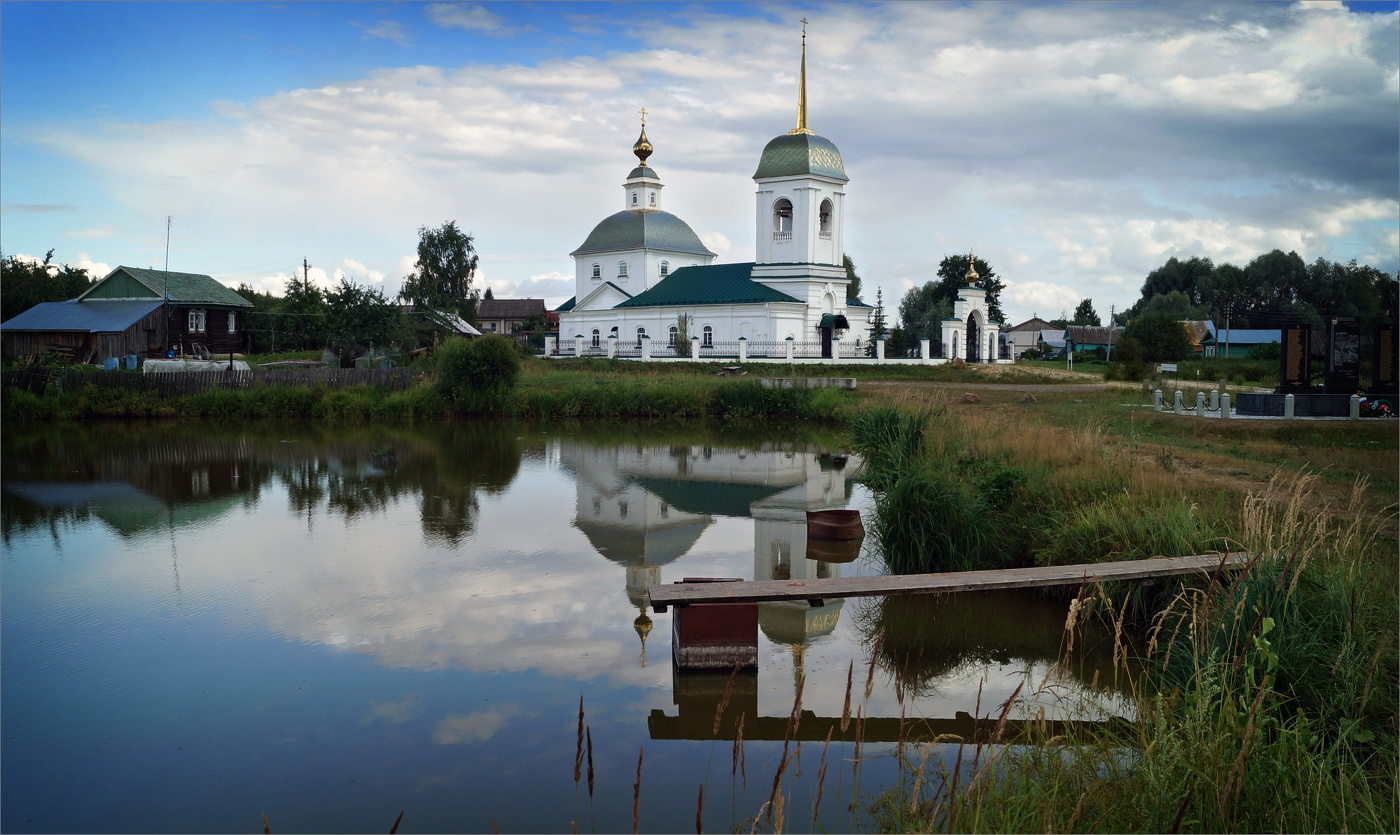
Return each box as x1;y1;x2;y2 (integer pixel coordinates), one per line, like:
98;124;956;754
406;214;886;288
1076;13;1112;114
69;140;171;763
556;31;875;359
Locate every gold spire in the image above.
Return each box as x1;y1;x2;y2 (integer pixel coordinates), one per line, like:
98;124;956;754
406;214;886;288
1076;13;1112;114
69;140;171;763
788;19;814;136
634;607;653;668
633;107;653;167
965;248;980;285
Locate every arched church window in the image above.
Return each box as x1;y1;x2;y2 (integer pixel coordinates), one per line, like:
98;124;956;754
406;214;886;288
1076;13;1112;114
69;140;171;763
773;199;793;239
592;328;600;348
632;192;638;206
591;263;601;280
660;260;669;276
618;261;628;278
669;324;678;345
819;199;833;239
636;326;646;347
649;192;656;206
702;325;713;347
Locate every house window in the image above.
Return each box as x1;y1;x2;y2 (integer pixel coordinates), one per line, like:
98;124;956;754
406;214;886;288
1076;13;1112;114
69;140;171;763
702;325;713;347
618;261;628;278
619;500;628;519
188;310;206;333
489;322;497;332
636;327;646;347
591;263;601;280
592;328;600;348
660;260;669;276
819;199;833;239
228;311;238;333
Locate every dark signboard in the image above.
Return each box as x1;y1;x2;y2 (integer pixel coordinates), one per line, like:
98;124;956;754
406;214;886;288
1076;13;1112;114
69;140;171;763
1325;316;1361;392
1280;324;1311;392
1374;323;1398;394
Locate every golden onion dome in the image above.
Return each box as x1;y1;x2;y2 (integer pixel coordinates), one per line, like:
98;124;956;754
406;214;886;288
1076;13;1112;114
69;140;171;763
965;248;980;285
633;125;653;167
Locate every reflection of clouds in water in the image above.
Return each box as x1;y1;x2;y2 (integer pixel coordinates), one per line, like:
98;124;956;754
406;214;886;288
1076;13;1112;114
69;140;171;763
432;705;522;744
368;692;423;724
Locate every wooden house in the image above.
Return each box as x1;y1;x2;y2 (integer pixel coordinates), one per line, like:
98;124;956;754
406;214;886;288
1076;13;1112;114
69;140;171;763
1;299;166;364
77;266;253;355
477;298;547;335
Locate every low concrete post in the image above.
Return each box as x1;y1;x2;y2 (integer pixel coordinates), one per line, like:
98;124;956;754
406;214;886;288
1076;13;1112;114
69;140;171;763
691;335;700;361
785;336;794;362
607;333;617;359
876;338;886;364
641;334;651;362
543;336;554;357
1196;391;1206;417
1153;389;1163;411
1284;393;1295;419
738;336;747;363
1210;389;1219;411
1173;390;1184;414
1350;393;1361;420
1221;392;1231;419
574;334;585;358
920;339;931;364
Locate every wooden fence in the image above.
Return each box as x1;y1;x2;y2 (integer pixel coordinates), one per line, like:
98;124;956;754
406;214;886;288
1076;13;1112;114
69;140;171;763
24;367;417;397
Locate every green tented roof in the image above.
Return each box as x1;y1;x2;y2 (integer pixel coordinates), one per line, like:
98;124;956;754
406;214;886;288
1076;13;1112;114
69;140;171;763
626;166;660;180
753;133;848;181
83;266;253;308
555;296;577;313
634;477;787;519
571;211;715;257
616;263;802;308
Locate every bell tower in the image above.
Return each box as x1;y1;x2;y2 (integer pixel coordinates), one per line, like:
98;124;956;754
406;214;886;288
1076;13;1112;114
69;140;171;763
623;108;663;214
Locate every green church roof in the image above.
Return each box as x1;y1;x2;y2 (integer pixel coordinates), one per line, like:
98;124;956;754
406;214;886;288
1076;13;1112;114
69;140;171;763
616;263;802;308
753;133;848;182
626;166;660;180
81;266;252;308
572;211;715;257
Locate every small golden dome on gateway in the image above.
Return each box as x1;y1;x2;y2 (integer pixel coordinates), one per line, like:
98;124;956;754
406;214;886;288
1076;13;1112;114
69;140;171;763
633;106;653;166
965;248;980;285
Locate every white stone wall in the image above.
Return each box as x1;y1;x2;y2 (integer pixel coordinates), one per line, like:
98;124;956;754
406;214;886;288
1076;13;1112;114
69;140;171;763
753;174;846;267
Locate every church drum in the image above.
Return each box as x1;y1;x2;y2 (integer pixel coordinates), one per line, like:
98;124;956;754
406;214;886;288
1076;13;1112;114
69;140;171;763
807;509;864;541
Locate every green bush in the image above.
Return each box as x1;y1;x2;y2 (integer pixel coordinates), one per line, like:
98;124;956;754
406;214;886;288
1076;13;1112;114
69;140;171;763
434;335;521;411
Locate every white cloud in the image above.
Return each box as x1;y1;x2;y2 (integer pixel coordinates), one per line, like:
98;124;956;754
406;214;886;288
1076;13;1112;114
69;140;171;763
357;20;412;47
432;705;522;744
72;252;112;278
1004;280;1081;314
426;3;508;34
700;232;731;257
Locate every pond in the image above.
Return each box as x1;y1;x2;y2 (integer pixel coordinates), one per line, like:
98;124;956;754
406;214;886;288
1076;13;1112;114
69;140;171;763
1;420;1132;833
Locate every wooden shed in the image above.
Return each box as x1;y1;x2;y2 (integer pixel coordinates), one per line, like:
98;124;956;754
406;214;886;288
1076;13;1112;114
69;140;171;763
1;299;166;363
78;266;253;356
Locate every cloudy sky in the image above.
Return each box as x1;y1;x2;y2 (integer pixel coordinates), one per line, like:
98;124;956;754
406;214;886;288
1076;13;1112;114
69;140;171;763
2;1;1396;325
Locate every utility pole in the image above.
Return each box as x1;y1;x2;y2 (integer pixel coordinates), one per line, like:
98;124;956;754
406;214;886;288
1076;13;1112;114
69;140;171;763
304;258;311;285
1225;302;1232;360
1106;304;1115;362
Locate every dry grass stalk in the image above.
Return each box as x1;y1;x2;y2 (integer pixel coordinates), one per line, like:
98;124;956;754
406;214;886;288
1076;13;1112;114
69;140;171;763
586;727;595;798
769;746;801;822
390;810;404;834
864;633;883;700
909;744;931;816
713;660;740;738
261;813;271;834
632;746;644;835
574;696;585;783
695;783;704;834
491;822;500;834
733;712;746;789
1219;677;1270;821
813;726;834;824
897;703;906;765
841;660;853;733
773;786;786;835
992;680;1025;744
851;706;864;783
571;821;577;834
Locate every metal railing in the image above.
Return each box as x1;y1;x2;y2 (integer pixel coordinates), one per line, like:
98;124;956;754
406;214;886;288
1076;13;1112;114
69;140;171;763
743;341;788;358
772;231;793;243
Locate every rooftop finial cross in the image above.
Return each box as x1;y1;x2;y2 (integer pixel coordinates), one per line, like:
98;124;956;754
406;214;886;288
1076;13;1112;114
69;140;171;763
638;106;647;126
801;17;807;38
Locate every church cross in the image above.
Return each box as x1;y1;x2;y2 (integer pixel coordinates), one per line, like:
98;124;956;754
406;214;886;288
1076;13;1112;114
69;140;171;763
801;17;807;37
638;106;647;126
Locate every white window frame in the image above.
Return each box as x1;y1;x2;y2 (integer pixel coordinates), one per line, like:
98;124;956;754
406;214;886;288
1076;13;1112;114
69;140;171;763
591;328;600;348
228;311;238;333
636;326;646;347
591;263;601;280
660;260;669;276
617;261;628;278
188;309;207;333
649;191;656;206
702;325;713;347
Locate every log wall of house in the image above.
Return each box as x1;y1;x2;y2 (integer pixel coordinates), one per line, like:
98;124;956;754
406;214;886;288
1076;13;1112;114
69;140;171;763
168;307;247;355
2;308;166;362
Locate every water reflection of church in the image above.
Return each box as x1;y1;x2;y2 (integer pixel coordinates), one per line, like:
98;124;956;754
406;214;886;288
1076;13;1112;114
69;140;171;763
555;441;860;666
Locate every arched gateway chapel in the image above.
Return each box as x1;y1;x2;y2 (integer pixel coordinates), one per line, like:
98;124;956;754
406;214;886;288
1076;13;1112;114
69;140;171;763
554;28;1003;364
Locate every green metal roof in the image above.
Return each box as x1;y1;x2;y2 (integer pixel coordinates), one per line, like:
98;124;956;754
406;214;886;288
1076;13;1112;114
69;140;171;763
82;266;252;308
626;166;660;180
555;296;577;313
753;133;848;181
571;211;715;257
616;263;802;308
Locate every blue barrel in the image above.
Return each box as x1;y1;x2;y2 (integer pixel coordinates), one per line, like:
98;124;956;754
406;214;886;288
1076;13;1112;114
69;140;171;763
125;354;138;370
103;358;119;371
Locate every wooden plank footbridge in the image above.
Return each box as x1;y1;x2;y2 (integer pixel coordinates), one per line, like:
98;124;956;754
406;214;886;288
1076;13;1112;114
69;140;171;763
649;552;1250;613
651;553;1251;672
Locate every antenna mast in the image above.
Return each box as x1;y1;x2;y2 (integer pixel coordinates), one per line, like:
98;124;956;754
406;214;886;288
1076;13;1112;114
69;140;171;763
164;216;172;299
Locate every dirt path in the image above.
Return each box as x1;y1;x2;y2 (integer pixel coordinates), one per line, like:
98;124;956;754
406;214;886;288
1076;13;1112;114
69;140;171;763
863;380;1109;393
